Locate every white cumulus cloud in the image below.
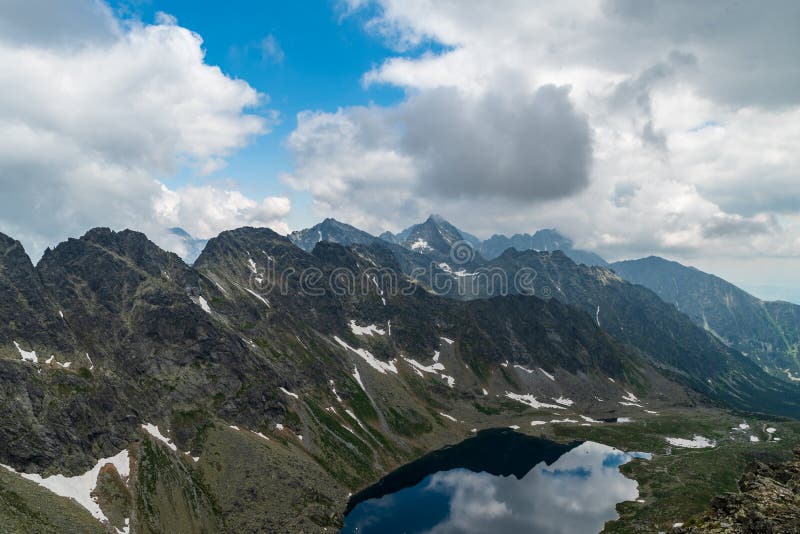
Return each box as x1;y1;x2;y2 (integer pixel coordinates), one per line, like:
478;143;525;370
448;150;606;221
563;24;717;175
283;0;800;275
0;1;288;260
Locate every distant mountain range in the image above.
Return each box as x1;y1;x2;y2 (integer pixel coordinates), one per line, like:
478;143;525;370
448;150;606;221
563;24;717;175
290;215;607;267
478;229;608;266
289;215;800;382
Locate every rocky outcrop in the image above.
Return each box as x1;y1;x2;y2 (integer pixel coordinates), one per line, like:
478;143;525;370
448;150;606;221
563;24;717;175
678;448;800;533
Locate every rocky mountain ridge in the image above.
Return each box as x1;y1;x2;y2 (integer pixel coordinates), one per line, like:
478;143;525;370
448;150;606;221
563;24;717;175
1;224;799;532
612;256;800;381
0;225;694;532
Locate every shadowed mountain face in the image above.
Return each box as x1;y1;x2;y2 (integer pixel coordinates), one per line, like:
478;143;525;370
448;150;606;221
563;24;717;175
289;216;800;415
612;256;800;380
458;248;800;417
1;222;798;531
1;225;697;532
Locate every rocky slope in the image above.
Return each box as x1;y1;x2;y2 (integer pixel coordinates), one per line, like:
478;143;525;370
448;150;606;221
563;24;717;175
1;226;698;532
612;256;800;379
677;447;800;533
349;240;800;418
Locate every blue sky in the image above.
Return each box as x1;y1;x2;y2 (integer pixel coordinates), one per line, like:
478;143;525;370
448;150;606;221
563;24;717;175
110;0;409;229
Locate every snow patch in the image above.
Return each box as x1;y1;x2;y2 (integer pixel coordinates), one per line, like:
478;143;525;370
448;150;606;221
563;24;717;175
439;412;458;423
505;391;566;410
278;387;299;399
440;337;454;345
334;336;398;374
410;238;431;251
665;435;715;448
13;341;37;363
766;427;777;434
368;275;386;306
329;380;343;403
539;368;555;381
508;425;520;430
348;320;385;336
1;449;130;525
193;296;212;314
784;369;800;382
622;391;640;403
244;287;271;307
251;431;270;441
345;409;368;431
530;420;547;426
141;424;177;452
579;415;602;423
403;357;454;387
553;396;574;407
353;366;366;391
749;435;760;443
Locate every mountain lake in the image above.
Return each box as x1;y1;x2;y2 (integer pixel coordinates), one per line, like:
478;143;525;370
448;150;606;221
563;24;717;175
342;428;651;533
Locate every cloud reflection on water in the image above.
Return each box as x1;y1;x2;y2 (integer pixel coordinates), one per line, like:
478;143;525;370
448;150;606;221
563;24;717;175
424;442;644;534
343;441;649;534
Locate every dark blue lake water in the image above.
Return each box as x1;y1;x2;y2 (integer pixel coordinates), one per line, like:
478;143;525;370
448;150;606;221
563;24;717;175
342;429;650;534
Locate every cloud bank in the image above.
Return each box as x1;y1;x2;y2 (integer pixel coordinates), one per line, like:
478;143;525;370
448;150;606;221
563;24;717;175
286;0;800;263
0;1;289;259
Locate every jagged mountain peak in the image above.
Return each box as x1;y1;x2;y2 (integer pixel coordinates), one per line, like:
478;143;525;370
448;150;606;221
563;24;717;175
196;226;294;265
530;228;574;250
0;231;21;251
395;214;478;259
0;233;33;271
289;218;380;252
215;225;287;242
38;227;186;280
479;228;607;267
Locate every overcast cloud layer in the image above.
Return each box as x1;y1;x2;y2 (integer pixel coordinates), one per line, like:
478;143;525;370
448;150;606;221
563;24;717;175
0;0;289;260
285;0;800;267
